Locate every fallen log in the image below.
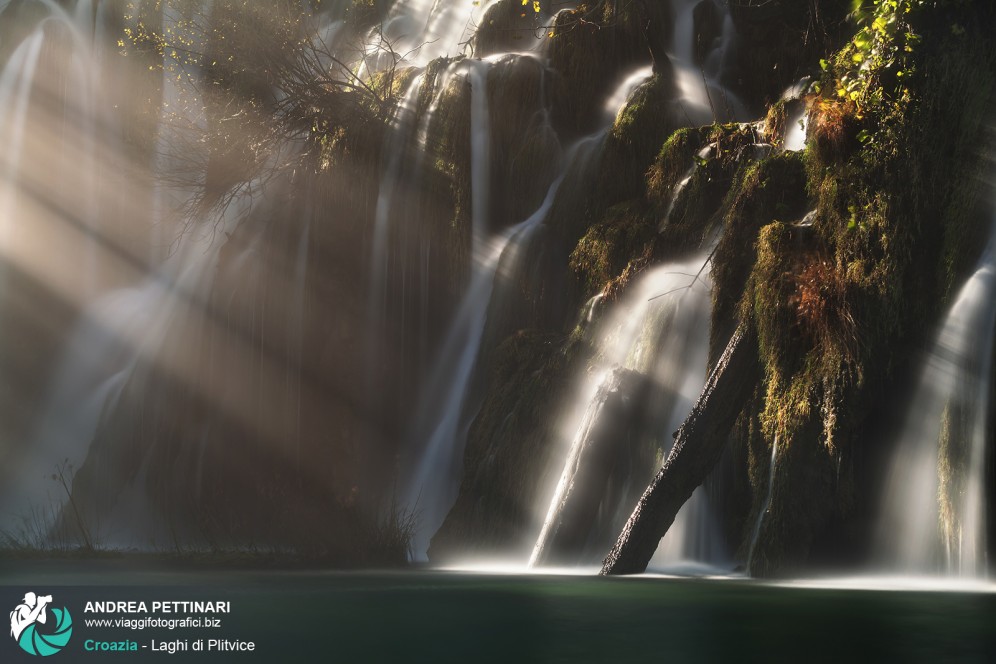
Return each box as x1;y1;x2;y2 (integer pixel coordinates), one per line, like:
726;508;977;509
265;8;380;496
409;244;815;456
600;323;760;575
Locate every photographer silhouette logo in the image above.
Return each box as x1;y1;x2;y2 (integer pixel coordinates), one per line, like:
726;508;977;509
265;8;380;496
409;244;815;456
9;592;72;656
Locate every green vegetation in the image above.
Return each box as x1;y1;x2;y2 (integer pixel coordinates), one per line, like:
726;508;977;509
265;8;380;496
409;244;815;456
727;0;996;573
570;201;655;302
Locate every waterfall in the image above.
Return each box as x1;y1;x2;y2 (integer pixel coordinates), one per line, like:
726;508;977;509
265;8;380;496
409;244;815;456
362;0;501;72
0;0;151;530
397;55;503;559
0;290;139;533
780;79;811;153
404;64;657;560
0;1;322;544
877;223;996;576
668;0;747;124
403;164;557;560
746;434;779;573
0;0;117;295
366;73;424;393
531;251;718;567
783;107;808;152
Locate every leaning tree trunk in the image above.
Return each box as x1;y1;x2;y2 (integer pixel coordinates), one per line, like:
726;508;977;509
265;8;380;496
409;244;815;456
600;323;760;575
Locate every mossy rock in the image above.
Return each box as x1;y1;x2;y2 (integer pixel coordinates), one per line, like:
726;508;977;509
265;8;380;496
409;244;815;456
711;151;809;363
654;123;767;255
367;65;421;102
597;74;681;206
647;126;712;204
727;1;996;575
744;412;839;577
547;4;657;134
474;0;548;57
570;200;656;301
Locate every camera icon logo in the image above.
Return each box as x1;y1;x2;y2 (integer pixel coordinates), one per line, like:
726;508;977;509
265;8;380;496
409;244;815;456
9;592;72;656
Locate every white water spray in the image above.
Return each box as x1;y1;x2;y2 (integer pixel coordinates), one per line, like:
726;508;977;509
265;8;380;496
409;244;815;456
878;224;996;576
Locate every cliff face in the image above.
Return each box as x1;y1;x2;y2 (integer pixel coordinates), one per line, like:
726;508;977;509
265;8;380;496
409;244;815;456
433;0;996;575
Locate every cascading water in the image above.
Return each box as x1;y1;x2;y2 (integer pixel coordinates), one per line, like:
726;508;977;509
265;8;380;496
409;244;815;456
746;434;779;573
403;167;556;559
0;0;152;528
0;1;321;545
404;63;657;560
525;0;760;568
877;222;996;577
668;0;747;124
365;73;424;392
362;0;500;72
531;250;719;567
0;0;126;298
4;0;988;591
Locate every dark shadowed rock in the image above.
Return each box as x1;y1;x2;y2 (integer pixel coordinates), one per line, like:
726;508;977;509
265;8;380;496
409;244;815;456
531;366;651;566
692;0;723;66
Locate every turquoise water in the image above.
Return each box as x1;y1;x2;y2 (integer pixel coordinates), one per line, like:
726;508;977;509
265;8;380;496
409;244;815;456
1;562;994;662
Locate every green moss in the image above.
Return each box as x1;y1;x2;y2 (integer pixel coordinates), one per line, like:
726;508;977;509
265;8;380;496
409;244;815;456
711;151;809;365
367;65;420;102
547;4;654;133
646;127;710;204
764;99;789;148
729;0;996;576
655;123;765;254
569;200;655;301
597;74;679;206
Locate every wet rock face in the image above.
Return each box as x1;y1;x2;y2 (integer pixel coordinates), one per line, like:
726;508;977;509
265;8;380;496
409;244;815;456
692;0;723;66
486;55;562;228
474;0;546;58
726;0;850;112
547;6;656;135
427;330;579;562
533;366;653;566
